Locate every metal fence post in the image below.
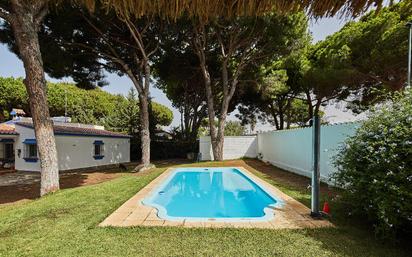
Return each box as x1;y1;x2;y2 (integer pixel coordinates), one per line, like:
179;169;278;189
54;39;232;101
311;114;321;217
407;21;412;88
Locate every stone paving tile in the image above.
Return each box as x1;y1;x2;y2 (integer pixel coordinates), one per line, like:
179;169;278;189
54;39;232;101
146;209;161;221
110;211;131;220
121;200;140;208
184;221;206;228
132;205;150;212
142;220;165;226
209;222;236;228
127;210;150;220
121;219;145;227
283;210;310;221
249;221;274;229
285;201;309;214
230;222;254;228
163;220;184;227
269;219;292;229
99;167;333;229
100;213;127;227
113;208;135;214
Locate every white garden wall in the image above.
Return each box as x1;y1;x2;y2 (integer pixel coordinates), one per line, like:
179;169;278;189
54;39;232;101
199;136;257;160
199;122;360;183
258;122;360;181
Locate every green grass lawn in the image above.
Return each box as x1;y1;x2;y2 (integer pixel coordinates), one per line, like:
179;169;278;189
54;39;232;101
0;161;410;257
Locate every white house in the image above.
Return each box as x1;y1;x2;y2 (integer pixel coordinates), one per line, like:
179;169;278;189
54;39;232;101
0;117;130;172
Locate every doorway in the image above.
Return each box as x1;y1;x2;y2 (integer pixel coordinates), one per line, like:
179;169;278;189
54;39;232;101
4;143;14;161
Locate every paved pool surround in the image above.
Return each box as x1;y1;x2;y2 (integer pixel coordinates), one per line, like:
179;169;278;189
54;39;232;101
99;167;333;229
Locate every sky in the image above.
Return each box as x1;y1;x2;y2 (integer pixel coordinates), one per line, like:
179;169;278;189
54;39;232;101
0;15;365;131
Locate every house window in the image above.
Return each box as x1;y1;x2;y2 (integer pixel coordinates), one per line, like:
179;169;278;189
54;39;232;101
23;139;38;162
93;140;104;160
27;144;37;158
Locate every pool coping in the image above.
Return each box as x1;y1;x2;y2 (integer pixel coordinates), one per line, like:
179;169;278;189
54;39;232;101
99;167;333;229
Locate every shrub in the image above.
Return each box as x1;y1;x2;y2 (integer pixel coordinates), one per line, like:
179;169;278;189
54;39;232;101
130;138;198;161
333;90;412;239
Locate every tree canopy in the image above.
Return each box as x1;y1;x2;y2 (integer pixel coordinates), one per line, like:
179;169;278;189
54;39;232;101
78;0;384;21
0;77;173;128
224;121;247;136
236;1;412;130
155;52;207;142
309;1;412;111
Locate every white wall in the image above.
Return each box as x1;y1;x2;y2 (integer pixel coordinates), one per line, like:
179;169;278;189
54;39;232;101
14;125;39;172
14;125;130;172
55;136;130;171
199;136;257;161
198;122;359;183
199;136;213;160
257;122;360;181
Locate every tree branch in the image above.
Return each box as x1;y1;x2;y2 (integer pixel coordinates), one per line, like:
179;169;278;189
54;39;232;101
70;40;144;94
123;17;147;61
147;42;159;58
216;29;227;58
192;22;207;66
34;4;48;28
0;6;11;22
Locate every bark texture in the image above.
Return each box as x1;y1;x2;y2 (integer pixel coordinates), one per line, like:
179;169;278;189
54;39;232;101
138;93;150;166
8;0;59;196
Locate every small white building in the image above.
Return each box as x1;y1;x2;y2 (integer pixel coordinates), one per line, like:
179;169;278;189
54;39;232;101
0;117;130;172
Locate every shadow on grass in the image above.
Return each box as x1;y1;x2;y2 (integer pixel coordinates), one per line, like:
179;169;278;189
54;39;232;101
0;159;192;205
0;167;130;205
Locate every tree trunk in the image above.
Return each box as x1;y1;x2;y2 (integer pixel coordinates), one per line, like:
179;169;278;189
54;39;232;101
184;107;191;140
10;1;60;196
203;74;224;161
190;119;201;143
138;93;150;166
305;90;314;126
285;98;292;129
204;74;221;161
179;108;183;136
314;99;322;117
214;113;227;161
189;105;206;143
278;104;284;130
269;103;280;130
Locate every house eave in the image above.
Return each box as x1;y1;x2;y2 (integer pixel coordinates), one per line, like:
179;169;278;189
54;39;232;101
15;123;131;139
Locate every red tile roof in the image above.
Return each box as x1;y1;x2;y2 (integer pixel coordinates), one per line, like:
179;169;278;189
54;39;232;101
0;124;18;135
16;122;131;138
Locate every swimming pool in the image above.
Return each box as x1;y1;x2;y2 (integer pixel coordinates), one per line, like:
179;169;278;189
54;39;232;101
142;167;281;221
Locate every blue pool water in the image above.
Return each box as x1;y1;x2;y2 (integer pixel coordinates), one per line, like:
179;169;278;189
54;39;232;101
142;168;279;220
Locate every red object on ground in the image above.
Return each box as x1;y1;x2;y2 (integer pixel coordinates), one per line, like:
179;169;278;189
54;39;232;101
323;201;330;214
